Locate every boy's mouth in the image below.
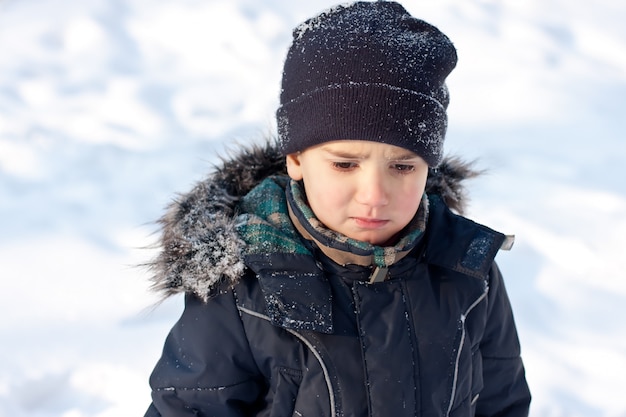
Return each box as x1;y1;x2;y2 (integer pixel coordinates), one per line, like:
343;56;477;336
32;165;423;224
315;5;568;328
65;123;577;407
353;217;389;229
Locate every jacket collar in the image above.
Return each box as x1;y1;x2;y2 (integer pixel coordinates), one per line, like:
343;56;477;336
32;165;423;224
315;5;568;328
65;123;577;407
241;181;508;334
422;195;510;279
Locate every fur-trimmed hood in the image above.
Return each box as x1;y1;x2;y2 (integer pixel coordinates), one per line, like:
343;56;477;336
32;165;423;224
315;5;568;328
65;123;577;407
148;139;480;301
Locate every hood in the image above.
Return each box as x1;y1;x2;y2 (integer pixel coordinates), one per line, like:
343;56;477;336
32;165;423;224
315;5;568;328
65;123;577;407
147;138;481;301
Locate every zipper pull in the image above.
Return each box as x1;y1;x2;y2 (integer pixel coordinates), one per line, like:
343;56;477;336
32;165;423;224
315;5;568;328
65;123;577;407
368;266;388;283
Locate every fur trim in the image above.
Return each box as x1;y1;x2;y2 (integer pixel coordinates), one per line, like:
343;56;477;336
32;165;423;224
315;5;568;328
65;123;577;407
427;156;481;215
147;138;480;301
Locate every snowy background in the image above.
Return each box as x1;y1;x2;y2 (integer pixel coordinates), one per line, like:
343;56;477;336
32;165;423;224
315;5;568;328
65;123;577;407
1;0;625;416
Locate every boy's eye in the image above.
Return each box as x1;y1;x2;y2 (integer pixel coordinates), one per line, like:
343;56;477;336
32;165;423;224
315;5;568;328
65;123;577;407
332;161;357;170
393;164;415;172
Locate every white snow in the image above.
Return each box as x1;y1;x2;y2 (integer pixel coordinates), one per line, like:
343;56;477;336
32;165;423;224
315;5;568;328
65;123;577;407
1;0;625;416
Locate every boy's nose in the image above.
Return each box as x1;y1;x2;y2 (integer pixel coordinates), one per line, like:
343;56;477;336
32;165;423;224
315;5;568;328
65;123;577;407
355;170;389;207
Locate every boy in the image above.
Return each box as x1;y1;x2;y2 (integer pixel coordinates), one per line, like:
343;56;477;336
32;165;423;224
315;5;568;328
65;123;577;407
144;2;531;416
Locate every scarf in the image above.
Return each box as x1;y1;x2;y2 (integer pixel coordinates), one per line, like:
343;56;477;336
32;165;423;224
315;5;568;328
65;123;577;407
237;176;428;282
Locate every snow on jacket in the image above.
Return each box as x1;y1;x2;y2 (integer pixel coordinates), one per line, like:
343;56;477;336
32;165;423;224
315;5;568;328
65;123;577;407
144;140;531;417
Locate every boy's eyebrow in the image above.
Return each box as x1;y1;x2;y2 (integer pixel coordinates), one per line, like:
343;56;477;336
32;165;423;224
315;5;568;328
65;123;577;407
389;153;421;161
321;147;366;159
320;146;420;161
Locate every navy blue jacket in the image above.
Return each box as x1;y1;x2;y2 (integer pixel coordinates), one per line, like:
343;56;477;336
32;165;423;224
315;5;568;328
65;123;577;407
145;196;530;417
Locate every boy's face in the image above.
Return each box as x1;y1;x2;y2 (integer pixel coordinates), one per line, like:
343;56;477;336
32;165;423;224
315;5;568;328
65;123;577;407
286;140;429;246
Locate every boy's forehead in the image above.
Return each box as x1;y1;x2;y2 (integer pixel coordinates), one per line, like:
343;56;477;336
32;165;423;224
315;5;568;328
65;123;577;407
316;140;421;159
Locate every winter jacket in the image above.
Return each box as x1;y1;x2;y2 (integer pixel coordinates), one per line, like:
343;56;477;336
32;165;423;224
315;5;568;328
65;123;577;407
144;140;531;417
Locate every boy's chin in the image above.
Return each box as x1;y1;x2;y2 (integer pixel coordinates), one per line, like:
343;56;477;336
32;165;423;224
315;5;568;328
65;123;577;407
349;231;401;247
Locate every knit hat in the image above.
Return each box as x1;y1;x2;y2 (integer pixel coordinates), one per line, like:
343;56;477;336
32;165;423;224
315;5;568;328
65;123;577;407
276;1;457;167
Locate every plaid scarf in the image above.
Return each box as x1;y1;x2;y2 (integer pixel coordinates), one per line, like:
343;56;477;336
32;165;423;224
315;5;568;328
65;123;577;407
237;176;428;271
236;175;310;257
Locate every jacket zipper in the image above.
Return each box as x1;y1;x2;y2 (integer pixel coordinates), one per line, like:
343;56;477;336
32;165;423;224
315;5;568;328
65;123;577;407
445;289;488;417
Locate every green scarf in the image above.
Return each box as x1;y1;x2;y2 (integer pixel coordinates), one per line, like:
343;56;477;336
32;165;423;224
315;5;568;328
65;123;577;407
237;176;428;273
236;175;310;256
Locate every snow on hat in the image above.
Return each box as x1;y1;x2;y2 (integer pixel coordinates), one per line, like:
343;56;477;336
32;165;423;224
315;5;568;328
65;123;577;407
276;1;457;167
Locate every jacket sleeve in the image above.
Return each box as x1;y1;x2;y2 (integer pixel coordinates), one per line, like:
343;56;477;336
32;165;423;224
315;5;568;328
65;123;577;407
144;291;264;417
476;263;531;417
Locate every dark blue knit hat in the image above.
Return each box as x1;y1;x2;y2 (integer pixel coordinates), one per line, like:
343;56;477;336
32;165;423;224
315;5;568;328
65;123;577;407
276;1;457;167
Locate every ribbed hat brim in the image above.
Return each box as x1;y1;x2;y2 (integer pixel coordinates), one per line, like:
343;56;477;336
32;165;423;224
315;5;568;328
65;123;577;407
277;82;447;166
